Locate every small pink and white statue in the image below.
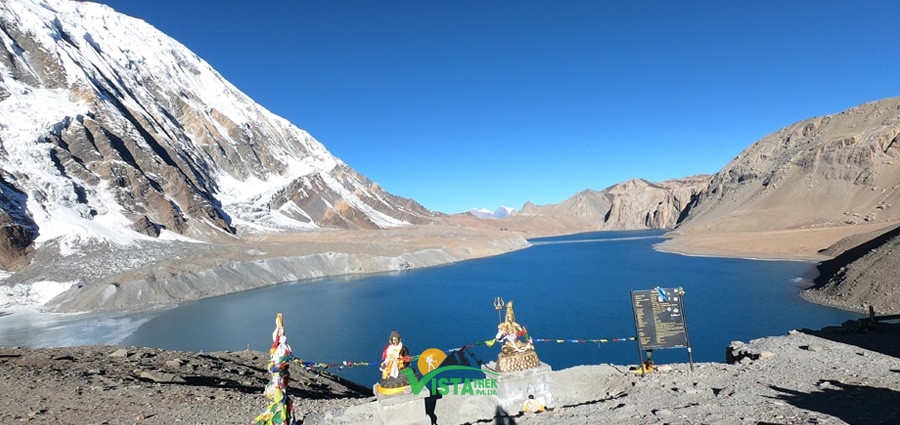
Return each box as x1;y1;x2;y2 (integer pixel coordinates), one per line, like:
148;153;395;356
375;329;412;394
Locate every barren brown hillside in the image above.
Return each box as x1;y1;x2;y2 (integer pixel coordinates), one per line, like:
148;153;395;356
675;97;900;233
653;97;900;260
517;176;710;231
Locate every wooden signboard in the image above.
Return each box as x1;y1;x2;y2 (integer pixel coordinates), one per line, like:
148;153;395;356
631;287;693;370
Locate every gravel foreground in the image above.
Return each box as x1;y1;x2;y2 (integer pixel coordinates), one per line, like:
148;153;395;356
2;318;899;425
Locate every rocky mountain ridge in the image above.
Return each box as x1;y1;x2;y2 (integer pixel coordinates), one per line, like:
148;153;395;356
512;97;900;314
676;97;900;234
666;96;900;313
0;0;535;314
0;0;436;272
517;176;710;230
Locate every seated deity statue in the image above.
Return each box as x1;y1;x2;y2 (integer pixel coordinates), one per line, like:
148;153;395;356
494;301;541;372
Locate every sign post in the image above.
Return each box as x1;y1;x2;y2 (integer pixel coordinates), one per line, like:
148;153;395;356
631;287;693;373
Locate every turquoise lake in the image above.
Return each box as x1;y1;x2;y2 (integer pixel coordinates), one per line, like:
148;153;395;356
119;230;861;386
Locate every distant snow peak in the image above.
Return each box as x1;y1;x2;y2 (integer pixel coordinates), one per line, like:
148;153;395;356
468;206;518;219
493;206;517;218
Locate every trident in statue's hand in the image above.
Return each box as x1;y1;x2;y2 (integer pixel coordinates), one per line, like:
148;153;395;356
494;296;504;323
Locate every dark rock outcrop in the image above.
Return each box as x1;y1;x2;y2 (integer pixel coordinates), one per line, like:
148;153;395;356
0;176;37;271
803;224;900;314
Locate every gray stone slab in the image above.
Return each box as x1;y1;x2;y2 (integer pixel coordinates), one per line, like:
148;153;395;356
372;385;431;425
485;361;554;414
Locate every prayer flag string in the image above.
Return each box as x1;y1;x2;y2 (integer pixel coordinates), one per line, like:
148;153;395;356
532;337;636;344
288;335;635;372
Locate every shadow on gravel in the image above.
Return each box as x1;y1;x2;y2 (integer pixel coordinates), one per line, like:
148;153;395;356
492;406;518;424
769;380;900;425
180;375;261;394
800;319;900;359
200;352;372;399
134;373;371;400
468;406;520;424
425;392;441;424
559;391;628;409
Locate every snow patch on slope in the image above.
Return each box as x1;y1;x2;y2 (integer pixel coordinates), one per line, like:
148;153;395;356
0;280;77;311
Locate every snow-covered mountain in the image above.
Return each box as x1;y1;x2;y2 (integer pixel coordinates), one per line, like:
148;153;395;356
492;206;517;218
467;206;517;219
0;0;435;270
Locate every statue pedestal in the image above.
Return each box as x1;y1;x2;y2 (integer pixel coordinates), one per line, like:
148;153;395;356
483;362;553;414
496;349;541;372
372;385;431;425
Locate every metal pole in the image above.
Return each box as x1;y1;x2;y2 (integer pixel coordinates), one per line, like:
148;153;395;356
631;290;648;376
678;289;694;372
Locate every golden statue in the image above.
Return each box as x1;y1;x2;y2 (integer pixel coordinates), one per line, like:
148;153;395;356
494;301;540;372
375;329;412;394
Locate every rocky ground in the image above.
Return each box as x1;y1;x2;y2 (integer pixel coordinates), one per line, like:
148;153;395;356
0;345;371;424
2;317;898;424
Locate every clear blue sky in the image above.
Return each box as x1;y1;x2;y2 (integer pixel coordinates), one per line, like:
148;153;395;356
91;1;900;213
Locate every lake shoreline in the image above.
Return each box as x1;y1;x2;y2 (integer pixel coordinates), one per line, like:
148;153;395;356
2;224;870;326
